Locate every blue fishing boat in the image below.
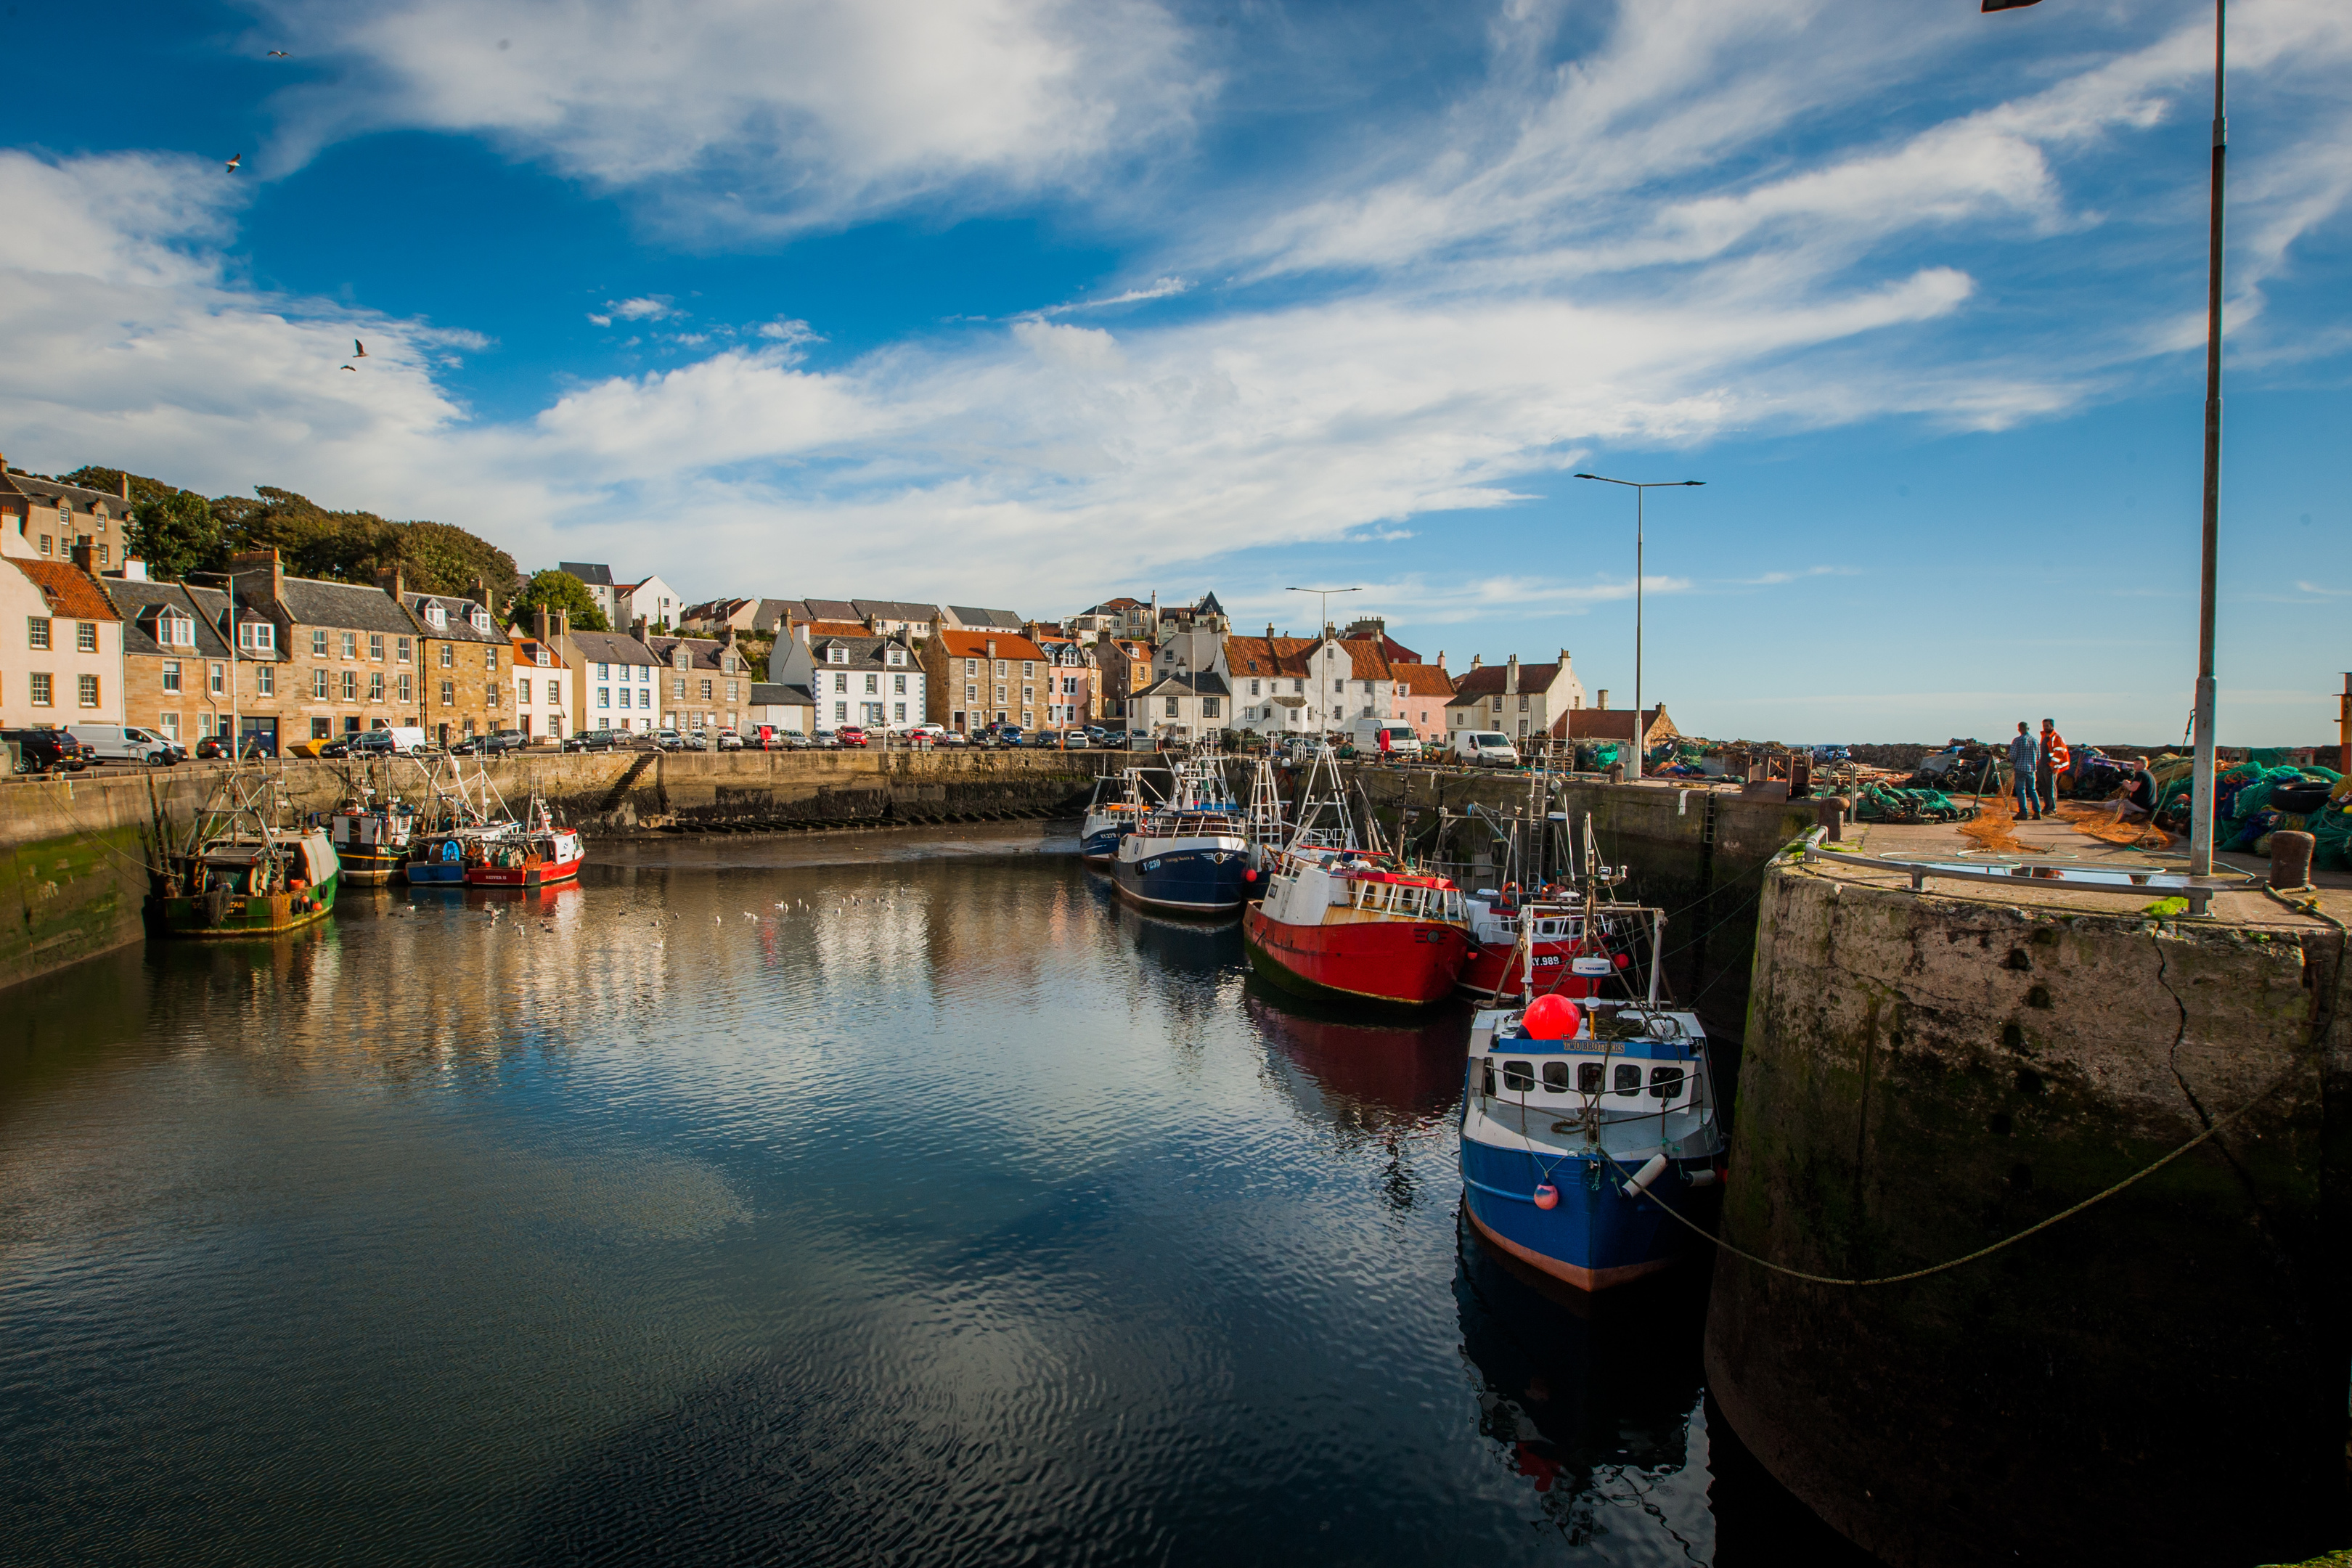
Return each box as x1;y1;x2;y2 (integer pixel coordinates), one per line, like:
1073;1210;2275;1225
400;759;518;886
1457;891;1724;1291
1079;767;1159;864
1111;749;1249;912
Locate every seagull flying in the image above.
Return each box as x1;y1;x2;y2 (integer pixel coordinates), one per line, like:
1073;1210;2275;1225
224;153;242;173
352;339;368;358
267;49;290;57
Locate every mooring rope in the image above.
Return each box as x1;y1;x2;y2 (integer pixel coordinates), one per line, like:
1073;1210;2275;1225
1596;1055;2306;1288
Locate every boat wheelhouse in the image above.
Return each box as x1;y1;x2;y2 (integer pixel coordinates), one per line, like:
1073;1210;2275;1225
1080;768;1160;865
326;796;418;886
150;771;341;939
467;797;586;889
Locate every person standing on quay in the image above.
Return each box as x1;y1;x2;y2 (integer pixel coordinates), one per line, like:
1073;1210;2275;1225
2007;722;2045;821
2038;717;2070;809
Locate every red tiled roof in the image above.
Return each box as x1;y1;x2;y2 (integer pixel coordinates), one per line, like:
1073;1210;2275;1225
1223;634;1316;678
936;628;1048;662
12;558;121;621
1390;661;1455;697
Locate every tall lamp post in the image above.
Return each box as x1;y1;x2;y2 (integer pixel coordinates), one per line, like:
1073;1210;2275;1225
1286;585;1362;734
1982;0;2228;873
1573;475;1703;779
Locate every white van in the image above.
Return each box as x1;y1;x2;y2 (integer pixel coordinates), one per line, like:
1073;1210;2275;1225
73;723;184;766
1453;730;1521;767
348;726;430;756
1350;719;1424;759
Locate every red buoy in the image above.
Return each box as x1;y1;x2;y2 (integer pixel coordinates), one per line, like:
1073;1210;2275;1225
1532;1183;1559;1210
1522;994;1582;1040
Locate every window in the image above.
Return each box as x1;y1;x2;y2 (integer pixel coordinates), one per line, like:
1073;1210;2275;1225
994;685;1005;702
97;543;110;566
77;673;99;708
1542;1063;1570;1093
341;631;357;659
1201;697;1220;719
637;665;648;682
468;607;490;633
38;535;51;556
313;669;330;699
1519;695;1529;712
312;718;331;740
399;674;413;703
1649;1068;1685;1100
673;677;687;698
398;637;412;663
238;622;273;653
724;681;738;701
211;663;227;696
57;502;70;527
995;661;1006;677
828;647;848;665
965;658;978;676
439;643;452;669
834;702;848;722
160;713;179;742
597;663;611;682
425;603;446;630
439;680;454;706
616;688;630;709
1164;696;1179;717
369;672;384;703
1022;662;1034;679
544;680;558;705
700;679;714;701
1021;686;1034;703
369;632;384;661
597;687;611;709
484;647;497;671
162;660;182;693
1574;1062;1604;1094
894;674;906;695
894;703;906;722
1292;679;1303;693
1502;1061;1535;1093
518;679;531;707
1613;1064;1642;1096
340;671;358;702
27;617;49;650
160;612;193;646
30;672;52;706
256;666;274;698
965;683;976;701
311;629;328;657
863;674;878;695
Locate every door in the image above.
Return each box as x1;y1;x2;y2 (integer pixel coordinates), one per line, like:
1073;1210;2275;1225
239;717;278;753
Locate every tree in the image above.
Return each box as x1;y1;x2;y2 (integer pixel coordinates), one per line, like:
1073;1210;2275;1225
61;466;179;509
128;490;224;581
207;486;520;597
512;569;608;632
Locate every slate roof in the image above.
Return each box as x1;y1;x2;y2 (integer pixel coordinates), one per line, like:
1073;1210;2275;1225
947;605;1023;629
1135;671;1231;699
273;573;419;636
558;562;615;587
853;599;937;623
181;585;285;661
1448;660;1567;702
108;580;232;659
799;597;859;622
645;634;760;675
570;629;661;668
749;682;813;709
12;558;123;622
2;471;128;513
404;593;504;645
798;633;915;670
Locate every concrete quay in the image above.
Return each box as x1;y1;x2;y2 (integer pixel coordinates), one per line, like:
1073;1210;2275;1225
1707;807;2349;1567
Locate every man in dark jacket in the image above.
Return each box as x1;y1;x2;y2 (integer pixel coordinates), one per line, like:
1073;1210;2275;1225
2006;722;2044;820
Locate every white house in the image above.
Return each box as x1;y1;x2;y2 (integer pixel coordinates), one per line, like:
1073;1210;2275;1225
510;628;572;741
616;573;681;634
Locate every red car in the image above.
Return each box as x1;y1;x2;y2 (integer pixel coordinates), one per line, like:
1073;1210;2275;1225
836;726;870;748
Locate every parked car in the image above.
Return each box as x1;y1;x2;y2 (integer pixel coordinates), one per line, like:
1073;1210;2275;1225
450;730;526;756
715;728;745;751
74;723;185;766
935;729;968;746
563;728;626;753
755;729;809;750
906;724;948;746
812;729;838;748
4;727;97;774
651;728;687;751
984;725;1024;749
316;735;358;759
836;726;870;749
1813;744;1853;764
198;732;277;761
1452;730;1521;767
1057;730;1090;749
340;727;429;758
678;730;709;750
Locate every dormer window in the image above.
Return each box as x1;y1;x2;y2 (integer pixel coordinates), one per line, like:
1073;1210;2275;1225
827;646;848;666
425;603;447;630
468;607;490;633
57;502;70;527
886;648;903;666
237;621;274;653
158;611;195;647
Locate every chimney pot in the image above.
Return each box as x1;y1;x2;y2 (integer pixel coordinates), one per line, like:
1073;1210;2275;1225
1598;689;1609;710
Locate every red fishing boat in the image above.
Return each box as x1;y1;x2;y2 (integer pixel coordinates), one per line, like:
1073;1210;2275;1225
1244;847;1473;1005
1455;889;1637;1003
465;798;585;889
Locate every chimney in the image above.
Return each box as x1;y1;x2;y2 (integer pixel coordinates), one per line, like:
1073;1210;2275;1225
554;608;570;641
118;558;149;581
986;638;997;661
534;605;552;643
631;616;648;641
1559;649;1570;666
1266;622;1275;640
1597;690;1609;709
1469;653;1483;669
374;564;406;601
1505;654;1519;695
796;622;812;645
70;543;96;573
120;474;130;502
1435;649;1446;670
720;624;737;650
229;547;284;609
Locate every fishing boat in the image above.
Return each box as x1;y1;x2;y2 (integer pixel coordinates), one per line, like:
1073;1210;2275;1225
1079;768;1159;865
1456;892;1725;1291
325;793;418;886
1110;748;1251;912
149;770;340;938
467;797;585;889
1241;746;1475;1005
402;759;518;886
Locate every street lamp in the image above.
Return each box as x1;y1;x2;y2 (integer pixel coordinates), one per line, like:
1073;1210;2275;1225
1573;475;1704;779
1286;586;1362;734
1981;0;2229;875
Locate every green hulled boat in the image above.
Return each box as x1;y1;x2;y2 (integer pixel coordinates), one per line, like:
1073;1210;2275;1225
150;773;343;939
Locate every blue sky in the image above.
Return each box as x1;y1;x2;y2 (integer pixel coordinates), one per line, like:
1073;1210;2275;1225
1;0;2347;742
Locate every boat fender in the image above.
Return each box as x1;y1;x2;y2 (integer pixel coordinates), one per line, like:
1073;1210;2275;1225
1685;1168;1720;1188
1532;1183;1559;1210
1243;868;1256;881
1620;1153;1670;1199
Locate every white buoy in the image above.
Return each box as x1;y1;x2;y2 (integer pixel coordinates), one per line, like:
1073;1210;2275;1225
1620;1153;1671;1199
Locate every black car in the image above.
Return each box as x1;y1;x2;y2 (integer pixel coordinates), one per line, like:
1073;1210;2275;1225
451;731;526;756
317;736;357;759
3;728;97;774
196;733;277;760
563;728;626;753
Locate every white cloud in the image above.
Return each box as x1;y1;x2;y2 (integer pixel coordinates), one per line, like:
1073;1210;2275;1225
608;296;676;322
251;0;1211;234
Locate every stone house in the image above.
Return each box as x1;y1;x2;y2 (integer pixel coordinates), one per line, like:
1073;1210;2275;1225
1444;652;1590;744
942;605;1024;633
1095;637;1155;719
1559;698;1680;751
106;573;232;748
394;584;509;746
778;631;924;732
1;538;124;730
645;629;764;734
0;462;134;573
920;629;1047;732
560;626;663;735
211;549;425;751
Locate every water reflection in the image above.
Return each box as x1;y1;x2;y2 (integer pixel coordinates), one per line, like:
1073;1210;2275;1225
0;832;1864;1567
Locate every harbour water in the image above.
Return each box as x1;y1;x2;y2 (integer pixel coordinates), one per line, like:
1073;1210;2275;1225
0;828;1865;1565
